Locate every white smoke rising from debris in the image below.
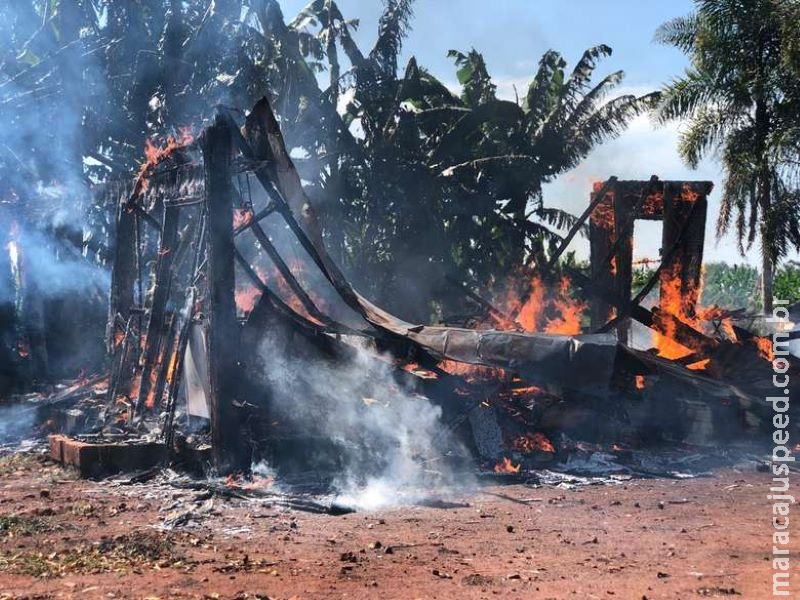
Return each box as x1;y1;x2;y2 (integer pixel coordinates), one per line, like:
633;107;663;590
255;333;473;510
0;404;35;444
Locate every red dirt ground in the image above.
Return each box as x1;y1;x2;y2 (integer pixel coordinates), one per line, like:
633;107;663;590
0;455;796;599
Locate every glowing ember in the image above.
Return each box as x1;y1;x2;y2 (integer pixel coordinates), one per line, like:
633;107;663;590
686;358;710;371
437;360;505;382
225;473;275;490
635;374;645;389
113;329;125;348
510;385;544;396
129;372;142;402
494;457;521;474
401;362;439;380
233;208;254;230
513;433;555;454
754;336;774;361
236;284;262;315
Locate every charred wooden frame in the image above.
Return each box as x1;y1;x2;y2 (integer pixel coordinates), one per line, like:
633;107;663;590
586;178;713;344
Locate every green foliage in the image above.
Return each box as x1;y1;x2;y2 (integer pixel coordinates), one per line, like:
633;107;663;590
0;0;653;322
654;0;800;307
631;261;800;312
700;262;760;310
773;263;800;304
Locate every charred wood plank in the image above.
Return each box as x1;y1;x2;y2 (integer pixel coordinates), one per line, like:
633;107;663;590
202;113;245;472
135;203;180;414
108;185;137;355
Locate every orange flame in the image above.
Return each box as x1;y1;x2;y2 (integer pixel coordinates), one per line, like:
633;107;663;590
686;358;710;371
510;385;544;397
755;336;775;361
499;274;585;335
513;433;555;454
137;127;194;193
494;457;521;474
113;329;125;349
653;261;699;360
543;276;586;335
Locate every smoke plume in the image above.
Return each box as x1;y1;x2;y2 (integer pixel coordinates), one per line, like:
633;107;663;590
254;333;472;510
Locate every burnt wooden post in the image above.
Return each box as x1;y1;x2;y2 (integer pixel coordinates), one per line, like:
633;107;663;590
108;183;138;351
612;188;634;344
106;184;140;403
589;182;617;331
659;183;709;318
135;203;180;411
202;113;244;472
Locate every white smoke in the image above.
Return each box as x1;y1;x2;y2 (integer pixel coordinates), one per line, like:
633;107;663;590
254;332;472;510
0;404;36;444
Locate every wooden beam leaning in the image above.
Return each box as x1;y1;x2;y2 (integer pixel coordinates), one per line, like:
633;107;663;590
223;109;362;311
247;221;332;327
202;113;244;473
567;266;719;356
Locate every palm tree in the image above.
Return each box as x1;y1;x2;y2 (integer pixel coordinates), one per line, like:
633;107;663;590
654;0;800;312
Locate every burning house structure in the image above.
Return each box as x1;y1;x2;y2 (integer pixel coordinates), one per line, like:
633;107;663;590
36;97;798;489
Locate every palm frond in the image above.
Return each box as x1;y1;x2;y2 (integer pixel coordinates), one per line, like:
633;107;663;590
653;14;698;52
653;68;718;123
523;50;566;129
369;0;414;76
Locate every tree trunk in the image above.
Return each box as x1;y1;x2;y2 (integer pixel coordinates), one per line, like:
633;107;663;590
762;239;774;314
759;170;773;313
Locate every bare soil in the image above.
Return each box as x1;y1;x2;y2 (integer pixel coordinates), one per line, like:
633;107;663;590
0;454;795;600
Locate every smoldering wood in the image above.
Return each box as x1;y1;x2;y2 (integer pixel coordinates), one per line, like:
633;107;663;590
135;203;180;414
202;113;245;472
98;97;780;471
233;201;276;237
589;186;617;331
660;182;708;319
107;184;138;398
612;183;634;343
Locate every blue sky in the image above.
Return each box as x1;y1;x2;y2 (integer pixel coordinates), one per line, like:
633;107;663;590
280;0;765;265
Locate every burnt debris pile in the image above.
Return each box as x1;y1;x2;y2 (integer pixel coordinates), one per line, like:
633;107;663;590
4;98;798;500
